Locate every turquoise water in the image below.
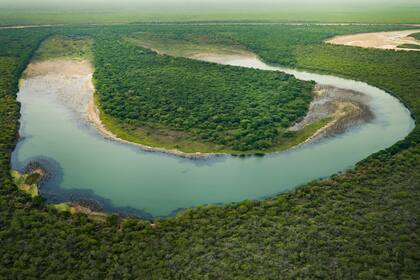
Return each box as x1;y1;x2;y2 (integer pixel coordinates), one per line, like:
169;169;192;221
12;57;414;217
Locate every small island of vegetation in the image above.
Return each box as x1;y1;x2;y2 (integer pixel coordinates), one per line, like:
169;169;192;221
93;33;315;153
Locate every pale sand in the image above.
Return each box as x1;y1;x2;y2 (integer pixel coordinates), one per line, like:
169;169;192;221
189;52;257;63
326;29;420;51
25;59;93;77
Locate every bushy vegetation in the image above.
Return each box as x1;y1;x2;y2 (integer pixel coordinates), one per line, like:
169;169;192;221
0;27;47;187
0;24;419;279
398;44;420;50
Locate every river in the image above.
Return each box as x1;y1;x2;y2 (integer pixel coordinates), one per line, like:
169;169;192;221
11;55;414;217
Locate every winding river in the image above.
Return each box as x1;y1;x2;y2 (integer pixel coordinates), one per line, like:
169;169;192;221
11;55;414;217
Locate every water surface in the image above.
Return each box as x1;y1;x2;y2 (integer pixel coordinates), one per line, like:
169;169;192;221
12;57;414;217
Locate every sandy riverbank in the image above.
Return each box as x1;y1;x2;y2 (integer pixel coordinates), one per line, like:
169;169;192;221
326;29;420;51
189;52;258;63
25;59;93;77
290;85;373;145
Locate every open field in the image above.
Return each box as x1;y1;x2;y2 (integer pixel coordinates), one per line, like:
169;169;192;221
1;6;420;26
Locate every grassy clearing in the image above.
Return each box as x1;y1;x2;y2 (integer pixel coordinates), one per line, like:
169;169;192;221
126;32;251;58
1;7;420;26
34;35;93;62
10;170;39;198
53;203;75;213
52;203;107;222
267;117;332;152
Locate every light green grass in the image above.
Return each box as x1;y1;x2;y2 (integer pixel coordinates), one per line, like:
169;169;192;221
11;170;39;198
53;203;75;213
11;170;25;186
1;7;420;26
34;35;93;62
126;32;250;58
52;203;107;222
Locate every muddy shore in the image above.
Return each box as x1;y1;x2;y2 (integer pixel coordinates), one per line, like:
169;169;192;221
326;29;420;51
290;85;374;144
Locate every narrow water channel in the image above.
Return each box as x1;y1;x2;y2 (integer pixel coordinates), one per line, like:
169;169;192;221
12;56;414;217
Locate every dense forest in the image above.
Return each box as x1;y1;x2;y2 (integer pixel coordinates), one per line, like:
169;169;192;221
0;24;419;279
398;44;420;50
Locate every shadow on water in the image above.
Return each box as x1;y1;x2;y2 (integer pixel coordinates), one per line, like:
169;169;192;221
11;155;155;220
12;54;414;218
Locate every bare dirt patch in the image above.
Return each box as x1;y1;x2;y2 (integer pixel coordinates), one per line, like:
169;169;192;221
326;29;420;51
22;59;94;121
25;59;93;77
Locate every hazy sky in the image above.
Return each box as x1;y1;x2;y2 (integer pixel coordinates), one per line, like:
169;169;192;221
2;0;419;10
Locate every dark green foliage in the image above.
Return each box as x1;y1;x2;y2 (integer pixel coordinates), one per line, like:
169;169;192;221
93;34;313;150
0;24;419;279
0;28;47;185
410;32;420;40
24;173;41;185
398;44;420;50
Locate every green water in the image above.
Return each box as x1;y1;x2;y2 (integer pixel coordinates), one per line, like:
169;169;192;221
12;57;414;217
